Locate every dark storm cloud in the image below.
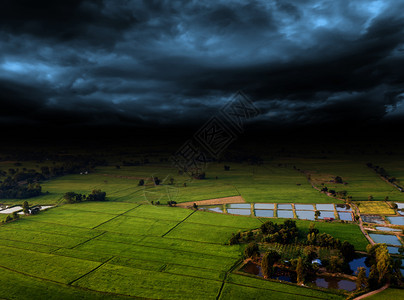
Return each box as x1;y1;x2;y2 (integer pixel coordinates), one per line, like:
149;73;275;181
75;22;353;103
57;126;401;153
0;0;404;130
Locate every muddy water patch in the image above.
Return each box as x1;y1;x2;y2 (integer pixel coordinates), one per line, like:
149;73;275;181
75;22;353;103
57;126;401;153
277;204;292;210
228;203;251;209
336;204;352;212
277;210;294;218
369;233;401;246
316;204;334;211
318;211;335;219
296;210;315;220
254;203;274;210
375;226;401;232
227;208;251;216
361;215;385;224
255;210;274;218
387;216;404;225
295;204;313;210
338;212;352;221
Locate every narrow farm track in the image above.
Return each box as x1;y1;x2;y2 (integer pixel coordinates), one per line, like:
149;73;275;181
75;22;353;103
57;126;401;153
353;284;389;300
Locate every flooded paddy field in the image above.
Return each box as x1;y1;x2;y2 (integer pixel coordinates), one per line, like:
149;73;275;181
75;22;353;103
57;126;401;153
200;203;352;222
369;233;402;246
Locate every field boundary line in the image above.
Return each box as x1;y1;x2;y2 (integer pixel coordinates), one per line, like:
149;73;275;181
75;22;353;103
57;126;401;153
161;210;197;237
216;258;242;300
91;204;142;229
96;236;239;260
0;225;101;240
0;264;145;299
67;256;114;285
222;280;336;300
70;231;107;249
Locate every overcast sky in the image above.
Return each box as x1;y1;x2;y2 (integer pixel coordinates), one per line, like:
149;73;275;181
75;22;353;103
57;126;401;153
1;0;404;131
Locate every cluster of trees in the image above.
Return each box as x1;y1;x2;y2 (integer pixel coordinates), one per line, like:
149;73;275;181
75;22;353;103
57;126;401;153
364;244;403;289
0;177;42;199
63;190;106;204
367;163;402;189
260;220;299;244
320;186;351;201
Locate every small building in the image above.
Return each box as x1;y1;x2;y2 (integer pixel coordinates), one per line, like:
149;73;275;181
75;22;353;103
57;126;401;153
324;217;334;221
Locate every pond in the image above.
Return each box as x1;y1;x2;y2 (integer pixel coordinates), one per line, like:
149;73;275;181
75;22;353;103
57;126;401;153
398;210;404;216
316;204;334;211
375;226;401;232
387;216;404;225
278;204;293;210
200;206;224;213
255;209;274;218
308;277;356;292
361;215;385;224
318;211;336;219
277;210;294;218
228;203;251;209
241;262;296;283
338;212;353;221
349;256;370;276
254;203;274;210
296;210;315;220
336;204;352;212
295;204;314;210
241;261;357;292
388;246;400;255
369;233;402;246
0;206;22;214
396;203;404;209
227;208;251;216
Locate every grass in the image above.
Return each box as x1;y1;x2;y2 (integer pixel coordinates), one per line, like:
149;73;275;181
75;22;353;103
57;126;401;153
0;201;364;299
0;267;131;300
357;201;395;215
2;155;391;299
367;288;404;299
223;274;345;300
293;158;404;202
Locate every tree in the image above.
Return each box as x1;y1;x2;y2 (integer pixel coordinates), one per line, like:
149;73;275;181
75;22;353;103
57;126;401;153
368;195;373;201
87;190;106;201
261;250;281;278
315;210;321;220
244;242;259;259
356;267;367;290
327;256;344;273
340;241;355;262
12;211;19;220
334;176;343;184
192;202;198;210
22;201;30;214
376;244;392;285
309;222;319;235
296;257;305;284
138;179;144;186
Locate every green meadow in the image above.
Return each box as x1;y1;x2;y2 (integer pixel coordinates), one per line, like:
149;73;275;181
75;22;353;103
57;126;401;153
1;155;404;299
0;202;361;299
